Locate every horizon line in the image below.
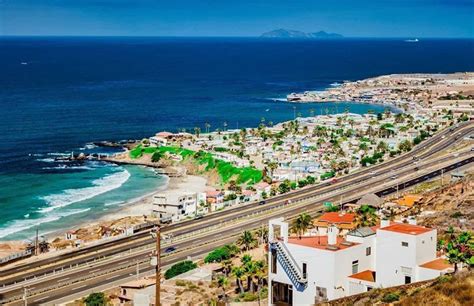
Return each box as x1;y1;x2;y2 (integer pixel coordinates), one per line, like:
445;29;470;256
1;35;473;40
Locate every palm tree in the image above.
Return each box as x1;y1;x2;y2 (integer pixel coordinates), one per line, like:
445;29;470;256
292;213;312;239
205;122;211;133
237;230;257;251
255;227;269;245
231;266;245;293
217;276;229;301
221;259;233;277
193;127;201;138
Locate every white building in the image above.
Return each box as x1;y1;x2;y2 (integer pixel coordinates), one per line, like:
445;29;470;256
268;218;453;305
152;192;204;222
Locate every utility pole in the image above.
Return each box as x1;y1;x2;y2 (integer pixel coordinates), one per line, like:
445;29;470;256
151;226;161;306
441;168;444;186
23;287;27;306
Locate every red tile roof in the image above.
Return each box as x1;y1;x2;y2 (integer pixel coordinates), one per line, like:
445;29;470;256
378;223;433;235
419;258;453;271
288;236;358;251
318;212;355;224
348;270;376;282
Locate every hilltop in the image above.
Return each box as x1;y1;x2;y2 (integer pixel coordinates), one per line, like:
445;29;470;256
260;29;344;39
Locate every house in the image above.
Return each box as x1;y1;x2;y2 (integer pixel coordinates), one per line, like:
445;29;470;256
267;218;452;305
313;212;357;235
118;278;155;306
152;192;198;223
206;190;225;211
149;136;167;147
253;181;271;197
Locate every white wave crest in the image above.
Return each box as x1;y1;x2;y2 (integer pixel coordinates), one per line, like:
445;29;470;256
0;208;91;239
37;158;56;163
39;170;130;213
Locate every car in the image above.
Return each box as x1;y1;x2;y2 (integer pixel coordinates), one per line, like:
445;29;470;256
471;147;474;151
164;246;176;253
259;200;266;205
330;178;338;184
194;215;204;220
390;175;398;179
414;167;419;171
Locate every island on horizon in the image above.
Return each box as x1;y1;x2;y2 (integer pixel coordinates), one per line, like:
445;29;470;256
260;28;344;39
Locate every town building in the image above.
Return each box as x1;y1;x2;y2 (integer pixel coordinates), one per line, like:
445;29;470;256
268;217;452;305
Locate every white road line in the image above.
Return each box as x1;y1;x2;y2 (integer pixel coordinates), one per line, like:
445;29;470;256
73;284;88;290
57;277;70;282
106;275;117;280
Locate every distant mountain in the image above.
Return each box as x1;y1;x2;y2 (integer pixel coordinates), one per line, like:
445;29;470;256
260;29;344;39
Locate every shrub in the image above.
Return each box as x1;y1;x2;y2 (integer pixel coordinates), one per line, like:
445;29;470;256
164;260;197;279
204;247;231;263
382;292;400;303
83;292;109;306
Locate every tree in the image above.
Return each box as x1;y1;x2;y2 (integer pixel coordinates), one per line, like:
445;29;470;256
221;259;233;277
151;151;163;163
255;227;269;245
217;276;230;301
237;230;257;251
292;213;312;239
398;139;412;152
83;292;109;306
194;126;201;138
355;205;378;227
165;260;197;279
232;266;245;293
444;230;474;273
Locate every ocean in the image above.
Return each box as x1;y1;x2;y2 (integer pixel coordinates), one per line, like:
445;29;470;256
0;37;472;241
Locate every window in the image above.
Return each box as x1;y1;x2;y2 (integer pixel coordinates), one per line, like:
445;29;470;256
302;263;307;279
402;241;409;247
352;260;359;274
405;276;412;284
366;247;371;256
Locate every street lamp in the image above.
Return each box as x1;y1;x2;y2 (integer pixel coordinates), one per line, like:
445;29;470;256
150;226;161;306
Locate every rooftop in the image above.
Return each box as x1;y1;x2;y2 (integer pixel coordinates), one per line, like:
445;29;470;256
288;236;359;252
347;227;376;238
419;258;453;271
318;212;355;224
348;270;376;282
378;223;433;235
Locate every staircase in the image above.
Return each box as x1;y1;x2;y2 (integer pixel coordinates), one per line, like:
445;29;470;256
271;241;308;287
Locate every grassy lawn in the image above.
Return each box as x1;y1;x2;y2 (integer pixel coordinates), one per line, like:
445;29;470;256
130;145;262;184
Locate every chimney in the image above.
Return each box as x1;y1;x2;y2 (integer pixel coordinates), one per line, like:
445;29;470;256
328;225;339;245
381;219;391;228
408;217;417;225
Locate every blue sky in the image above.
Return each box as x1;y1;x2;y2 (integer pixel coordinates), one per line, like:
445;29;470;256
1;0;473;37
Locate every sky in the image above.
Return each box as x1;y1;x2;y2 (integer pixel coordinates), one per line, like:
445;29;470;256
1;0;473;38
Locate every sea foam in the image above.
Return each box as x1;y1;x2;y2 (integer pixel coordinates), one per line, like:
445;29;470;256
39;169;130;213
0;208;91;239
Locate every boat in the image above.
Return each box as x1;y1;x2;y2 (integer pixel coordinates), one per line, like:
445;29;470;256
404;39;419;43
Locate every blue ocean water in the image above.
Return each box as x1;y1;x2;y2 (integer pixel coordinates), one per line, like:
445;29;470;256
0;37;472;241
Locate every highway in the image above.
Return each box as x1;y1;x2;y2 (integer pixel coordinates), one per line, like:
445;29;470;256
0;121;472;304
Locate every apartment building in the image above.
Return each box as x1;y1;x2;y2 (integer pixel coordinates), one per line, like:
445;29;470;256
268;218;452;305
